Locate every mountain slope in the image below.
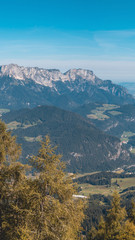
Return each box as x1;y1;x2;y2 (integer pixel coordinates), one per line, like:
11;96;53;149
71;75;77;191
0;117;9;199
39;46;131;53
75;103;135;151
2;105;134;173
119;82;135;97
0;64;134;110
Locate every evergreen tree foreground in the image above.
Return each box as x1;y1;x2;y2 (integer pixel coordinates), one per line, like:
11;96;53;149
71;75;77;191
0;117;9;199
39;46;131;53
88;191;135;240
0;120;84;240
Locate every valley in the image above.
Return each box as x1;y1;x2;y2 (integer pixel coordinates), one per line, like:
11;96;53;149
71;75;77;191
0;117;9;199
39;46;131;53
75;103;135;154
0;65;135;239
0;65;135;176
2;105;134;173
77;173;135;196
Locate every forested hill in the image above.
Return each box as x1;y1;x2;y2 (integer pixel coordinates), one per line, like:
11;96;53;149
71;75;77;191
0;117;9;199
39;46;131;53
75;103;135;137
2;105;134;173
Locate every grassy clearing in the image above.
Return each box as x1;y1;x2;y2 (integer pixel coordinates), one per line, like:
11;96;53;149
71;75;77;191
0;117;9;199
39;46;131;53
78;177;135;197
112;177;135;190
108;111;122;116
97;104;120;111
22;122;37;129
74;172;100;179
7;121;38;130
79;183;113;196
7;121;21;130
24;135;42;142
121;131;135;143
131;148;135;154
87;104;120;121
87;112;109;120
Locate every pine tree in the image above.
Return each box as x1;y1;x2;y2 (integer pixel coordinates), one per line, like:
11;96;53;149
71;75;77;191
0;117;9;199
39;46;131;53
88;216;106;240
0;119;85;240
128;200;135;224
121;220;135;240
0;127;85;239
88;192;135;240
26;136;85;240
0;120;30;239
105;191;126;240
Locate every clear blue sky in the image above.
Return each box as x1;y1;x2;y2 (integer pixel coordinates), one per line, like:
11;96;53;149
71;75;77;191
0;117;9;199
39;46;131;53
1;0;135;81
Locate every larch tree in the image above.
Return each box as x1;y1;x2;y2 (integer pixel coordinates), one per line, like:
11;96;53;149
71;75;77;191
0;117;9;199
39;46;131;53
27;136;85;240
88;192;135;240
128;200;135;224
88;216;106;240
0;121;85;240
0;120;31;240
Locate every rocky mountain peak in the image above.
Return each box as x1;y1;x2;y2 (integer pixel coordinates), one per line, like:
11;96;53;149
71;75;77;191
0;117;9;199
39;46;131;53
0;64;134;110
64;68;97;82
0;64;24;80
0;64;101;87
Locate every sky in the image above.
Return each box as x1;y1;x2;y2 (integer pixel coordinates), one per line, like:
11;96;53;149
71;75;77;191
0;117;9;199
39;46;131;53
1;0;135;81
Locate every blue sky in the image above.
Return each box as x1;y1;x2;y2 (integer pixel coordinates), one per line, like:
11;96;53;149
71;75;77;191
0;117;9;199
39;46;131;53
1;0;135;81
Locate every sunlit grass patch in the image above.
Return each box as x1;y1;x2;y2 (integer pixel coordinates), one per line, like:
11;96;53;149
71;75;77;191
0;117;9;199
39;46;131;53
24;135;42;142
78;176;135;197
108;111;122;116
7;121;21;130
130;148;135;154
87;104;120;120
121;131;135;143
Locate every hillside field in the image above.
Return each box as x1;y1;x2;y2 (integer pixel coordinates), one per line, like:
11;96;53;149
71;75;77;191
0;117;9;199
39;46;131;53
77;176;135;196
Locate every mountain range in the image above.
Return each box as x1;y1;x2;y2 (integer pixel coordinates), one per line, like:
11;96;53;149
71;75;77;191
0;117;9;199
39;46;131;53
0;64;134;110
0;63;135;173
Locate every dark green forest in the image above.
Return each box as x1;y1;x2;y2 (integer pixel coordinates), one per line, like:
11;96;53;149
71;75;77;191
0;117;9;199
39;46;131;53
2;105;134;173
